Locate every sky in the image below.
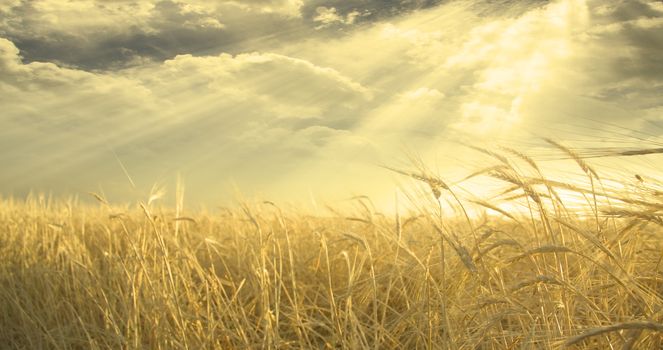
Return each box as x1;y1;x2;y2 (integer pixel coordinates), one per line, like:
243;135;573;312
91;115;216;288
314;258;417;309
1;0;663;208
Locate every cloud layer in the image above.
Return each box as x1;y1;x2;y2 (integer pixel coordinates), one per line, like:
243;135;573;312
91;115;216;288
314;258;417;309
1;0;662;205
0;0;448;70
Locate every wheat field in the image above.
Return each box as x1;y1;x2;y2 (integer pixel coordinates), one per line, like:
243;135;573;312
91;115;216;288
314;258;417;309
1;148;663;349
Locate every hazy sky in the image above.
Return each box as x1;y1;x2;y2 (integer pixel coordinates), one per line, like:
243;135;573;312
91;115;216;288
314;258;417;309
1;0;662;207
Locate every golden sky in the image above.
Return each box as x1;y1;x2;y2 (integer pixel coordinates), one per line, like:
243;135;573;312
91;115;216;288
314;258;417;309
1;0;662;207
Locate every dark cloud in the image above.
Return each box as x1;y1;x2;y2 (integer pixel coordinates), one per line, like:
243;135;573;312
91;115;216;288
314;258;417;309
0;0;553;70
0;0;467;70
0;0;307;70
301;0;442;24
610;27;663;82
299;0;549;25
572;0;663;107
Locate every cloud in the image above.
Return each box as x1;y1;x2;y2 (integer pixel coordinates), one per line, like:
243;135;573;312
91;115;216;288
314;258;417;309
313;7;364;28
0;0;463;70
576;0;663;110
143;51;371;116
0;38;155;125
301;0;442;25
0;0;311;70
0;1;220;68
313;7;344;26
0;37;20;70
0;36;374;200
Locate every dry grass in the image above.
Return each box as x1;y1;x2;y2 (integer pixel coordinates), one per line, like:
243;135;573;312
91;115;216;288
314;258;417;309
1;149;663;349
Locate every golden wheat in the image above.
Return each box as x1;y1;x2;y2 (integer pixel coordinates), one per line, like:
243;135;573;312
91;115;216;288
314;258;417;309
0;147;662;349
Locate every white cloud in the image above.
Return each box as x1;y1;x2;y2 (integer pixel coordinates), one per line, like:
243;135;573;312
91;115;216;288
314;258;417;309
0;38;20;70
0;38;155;122
313;6;364;28
346;10;361;24
314;6;343;25
143;51;371;115
0;36;375;200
